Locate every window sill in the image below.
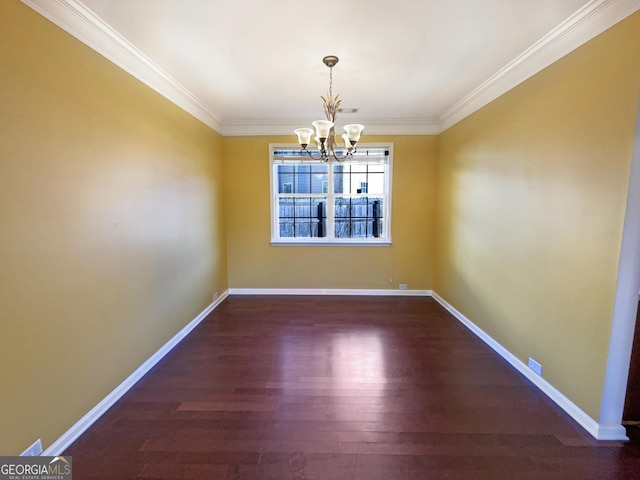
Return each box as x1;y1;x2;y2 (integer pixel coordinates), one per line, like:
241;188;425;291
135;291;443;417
271;240;392;247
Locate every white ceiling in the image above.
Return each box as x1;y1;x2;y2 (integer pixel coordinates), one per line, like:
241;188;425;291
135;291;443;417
23;0;640;135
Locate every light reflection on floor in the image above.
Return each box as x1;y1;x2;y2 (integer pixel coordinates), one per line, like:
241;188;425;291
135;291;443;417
277;328;387;401
276;328;387;477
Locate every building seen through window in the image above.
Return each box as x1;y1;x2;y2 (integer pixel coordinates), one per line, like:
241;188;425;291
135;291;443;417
270;145;392;244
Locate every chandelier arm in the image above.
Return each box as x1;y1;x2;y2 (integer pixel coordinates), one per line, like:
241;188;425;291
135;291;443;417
326;134;354;162
328;149;352;161
294;56;364;162
300;148;327;161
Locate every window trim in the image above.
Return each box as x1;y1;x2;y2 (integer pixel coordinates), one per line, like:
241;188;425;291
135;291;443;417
269;143;393;246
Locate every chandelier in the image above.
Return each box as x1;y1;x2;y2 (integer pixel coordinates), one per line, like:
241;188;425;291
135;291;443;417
294;56;364;162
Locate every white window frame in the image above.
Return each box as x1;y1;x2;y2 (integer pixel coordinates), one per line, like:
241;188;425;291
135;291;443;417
269;143;393;246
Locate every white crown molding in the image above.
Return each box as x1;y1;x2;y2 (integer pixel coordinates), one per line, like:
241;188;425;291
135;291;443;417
22;0;640;136
21;0;223;132
220;118;441;136
438;0;640;132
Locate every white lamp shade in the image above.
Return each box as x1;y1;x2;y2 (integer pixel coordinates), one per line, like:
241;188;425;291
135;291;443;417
312;120;334;139
343;124;364;143
341;133;351;149
294;128;313;146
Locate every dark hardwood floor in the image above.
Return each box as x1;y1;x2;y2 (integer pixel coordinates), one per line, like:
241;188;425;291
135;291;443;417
623;301;640;422
64;295;640;479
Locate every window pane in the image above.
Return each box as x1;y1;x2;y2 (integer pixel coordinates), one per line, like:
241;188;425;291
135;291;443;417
366;172;385;194
333;197;384;239
334;197;350;218
294;165;311;193
351;220;368;238
312;198;327;238
351;173;367;193
373;218;383;238
333;164;386;194
295;198;311;217
276;165;329;194
351;197;368;217
311;198;326;218
278;197;294;218
280;222;294;237
272;146;391;243
296;222;311;237
277;165;295;194
333;165;345;194
311;166;328;194
370;198;384;218
335;219;350;238
278;196;326;238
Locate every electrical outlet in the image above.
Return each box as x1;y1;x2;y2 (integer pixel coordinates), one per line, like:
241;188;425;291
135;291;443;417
399;284;408;290
528;357;543;376
21;439;42;456
213;292;219;301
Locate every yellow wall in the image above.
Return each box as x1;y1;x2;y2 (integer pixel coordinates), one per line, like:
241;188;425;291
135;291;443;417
3;0;639;457
435;11;640;420
0;2;228;454
223;135;436;290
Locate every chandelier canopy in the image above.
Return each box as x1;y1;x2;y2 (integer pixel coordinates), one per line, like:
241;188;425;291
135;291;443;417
294;56;364;162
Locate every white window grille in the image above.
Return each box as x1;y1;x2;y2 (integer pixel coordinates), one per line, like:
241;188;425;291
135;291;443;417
270;144;392;245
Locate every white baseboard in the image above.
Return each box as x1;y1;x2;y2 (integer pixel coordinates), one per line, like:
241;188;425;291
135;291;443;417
43;290;229;456
431;291;628;441
43;287;626;453
228;288;432;296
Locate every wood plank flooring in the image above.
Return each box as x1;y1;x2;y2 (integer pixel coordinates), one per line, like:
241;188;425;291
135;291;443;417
624;301;640;421
64;295;640;479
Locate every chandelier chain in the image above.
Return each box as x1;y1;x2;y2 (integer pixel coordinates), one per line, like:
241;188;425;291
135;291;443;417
329;66;333;99
293;56;364;162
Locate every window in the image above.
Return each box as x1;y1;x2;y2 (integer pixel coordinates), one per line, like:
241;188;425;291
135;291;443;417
270;144;392;245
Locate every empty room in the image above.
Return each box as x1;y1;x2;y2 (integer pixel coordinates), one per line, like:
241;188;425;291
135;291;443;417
2;0;640;478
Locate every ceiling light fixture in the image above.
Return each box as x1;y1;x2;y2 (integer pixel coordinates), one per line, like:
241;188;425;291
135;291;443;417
294;56;364;162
